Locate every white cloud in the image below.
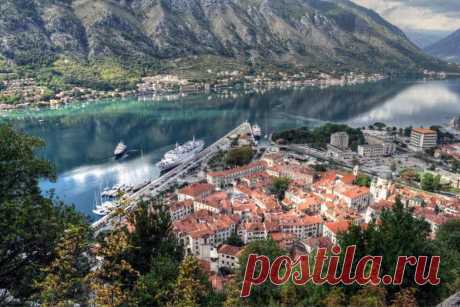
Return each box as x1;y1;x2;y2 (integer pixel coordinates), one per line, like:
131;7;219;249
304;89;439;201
351;0;460;31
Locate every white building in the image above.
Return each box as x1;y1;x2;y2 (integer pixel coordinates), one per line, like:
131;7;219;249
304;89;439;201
217;244;243;270
330;132;349;150
410;128;437;151
358;142;395;158
239;222;268;244
370;175;393;202
327;144;354;161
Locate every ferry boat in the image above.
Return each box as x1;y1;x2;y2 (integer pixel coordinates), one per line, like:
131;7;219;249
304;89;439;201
156;137;205;173
114;142;127;158
252;124;262;139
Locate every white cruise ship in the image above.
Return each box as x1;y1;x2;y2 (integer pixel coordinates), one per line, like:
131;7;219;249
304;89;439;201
156;138;205;173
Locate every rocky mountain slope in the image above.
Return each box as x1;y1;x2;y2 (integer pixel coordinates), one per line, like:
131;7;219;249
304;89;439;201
0;0;446;72
425;29;460;64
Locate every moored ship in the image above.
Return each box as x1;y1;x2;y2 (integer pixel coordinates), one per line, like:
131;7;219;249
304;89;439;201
252;124;262;139
114;142;127;158
156;138;205;173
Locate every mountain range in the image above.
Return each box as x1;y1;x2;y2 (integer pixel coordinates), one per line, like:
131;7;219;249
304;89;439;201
0;0;449;72
425;29;460;64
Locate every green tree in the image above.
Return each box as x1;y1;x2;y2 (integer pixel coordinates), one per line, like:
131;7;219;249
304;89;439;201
349;286;386;307
391;288;418;307
88;230;139;306
172;256;211;307
323;287;346;307
436;219;460;251
354;174;372;187
269;177;291;201
225;231;244;247
238;239;286;306
0;125;88;302
126;200;183;274
223;279;242;307
225;146;254;167
35;225;91;306
0;124;55;202
421;173;441;192
338;198;451;305
135;256;181;306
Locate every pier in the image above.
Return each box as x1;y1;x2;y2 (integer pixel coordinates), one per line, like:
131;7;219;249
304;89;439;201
91;121;253;231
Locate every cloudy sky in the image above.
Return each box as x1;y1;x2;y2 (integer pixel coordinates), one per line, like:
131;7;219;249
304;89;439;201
351;0;460;32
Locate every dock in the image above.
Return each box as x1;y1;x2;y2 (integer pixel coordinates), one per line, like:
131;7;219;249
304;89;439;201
91;121;253;231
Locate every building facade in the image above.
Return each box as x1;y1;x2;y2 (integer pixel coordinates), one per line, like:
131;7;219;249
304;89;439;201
410;128;438;151
330;132;349;150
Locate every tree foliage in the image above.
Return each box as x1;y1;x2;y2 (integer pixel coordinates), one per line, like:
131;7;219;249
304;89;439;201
35;225;91;306
269;177;291;201
272;123;365;151
421;173;441;192
225;146;254;167
338;198;456;306
172;256;212;307
0;124;89;302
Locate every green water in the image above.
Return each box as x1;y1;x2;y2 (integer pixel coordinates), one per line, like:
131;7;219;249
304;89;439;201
2;79;460;218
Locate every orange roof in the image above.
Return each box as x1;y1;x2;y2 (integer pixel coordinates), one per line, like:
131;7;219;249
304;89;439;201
243;222;265;232
170;200;193;211
342;186;370;199
325;221;350;234
271;232;297;241
341;174;356;185
218;244;243;256
412;128;437;135
178;183;214;197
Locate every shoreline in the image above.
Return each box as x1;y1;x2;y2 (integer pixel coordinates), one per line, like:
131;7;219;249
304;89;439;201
0;72;390;112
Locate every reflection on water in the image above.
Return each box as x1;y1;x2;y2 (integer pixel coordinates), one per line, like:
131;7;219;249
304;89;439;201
346;80;460;127
2;79;460;218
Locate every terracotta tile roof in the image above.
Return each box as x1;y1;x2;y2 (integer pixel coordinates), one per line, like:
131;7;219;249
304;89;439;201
341;174;356;185
170;200;193;212
342;186;370;199
271;232;297;241
325;221;350;235
178;183;215;198
243;222;265;232
218;244;243;256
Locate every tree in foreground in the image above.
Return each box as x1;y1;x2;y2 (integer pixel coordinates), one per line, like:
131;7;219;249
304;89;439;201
0;124;89;302
338;198;459;306
88;230;139;306
172;256;211;307
237;239;286;306
35;225;91;306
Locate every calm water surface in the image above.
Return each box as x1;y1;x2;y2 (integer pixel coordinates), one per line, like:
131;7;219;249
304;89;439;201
2;79;460;218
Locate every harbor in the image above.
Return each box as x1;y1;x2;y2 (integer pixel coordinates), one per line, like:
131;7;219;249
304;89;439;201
91;121;255;230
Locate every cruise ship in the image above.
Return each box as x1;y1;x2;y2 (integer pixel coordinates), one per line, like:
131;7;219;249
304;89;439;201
156;138;205;173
